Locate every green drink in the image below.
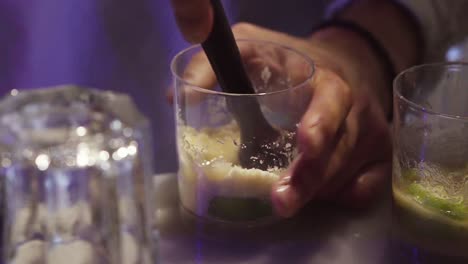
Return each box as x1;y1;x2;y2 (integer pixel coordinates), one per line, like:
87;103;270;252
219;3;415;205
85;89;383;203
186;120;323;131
392;168;468;259
392;63;468;262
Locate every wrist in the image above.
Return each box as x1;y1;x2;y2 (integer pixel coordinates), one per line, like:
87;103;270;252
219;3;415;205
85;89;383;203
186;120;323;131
335;0;422;72
306;26;392;117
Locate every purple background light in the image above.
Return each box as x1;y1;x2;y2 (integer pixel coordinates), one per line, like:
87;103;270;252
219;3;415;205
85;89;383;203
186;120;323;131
0;0;327;172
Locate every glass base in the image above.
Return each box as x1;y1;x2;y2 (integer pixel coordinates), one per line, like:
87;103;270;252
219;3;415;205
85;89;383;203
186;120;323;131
391;189;468;260
178;203;283;240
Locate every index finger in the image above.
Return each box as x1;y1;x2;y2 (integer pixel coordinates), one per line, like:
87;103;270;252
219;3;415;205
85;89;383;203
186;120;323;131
271;68;353;217
169;40;264;105
170;0;213;43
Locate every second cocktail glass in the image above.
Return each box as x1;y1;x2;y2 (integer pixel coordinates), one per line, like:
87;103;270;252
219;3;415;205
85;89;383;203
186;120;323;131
392;63;468;260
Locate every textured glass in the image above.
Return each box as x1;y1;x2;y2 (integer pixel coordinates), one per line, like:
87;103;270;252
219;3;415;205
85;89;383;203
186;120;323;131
0;85;156;264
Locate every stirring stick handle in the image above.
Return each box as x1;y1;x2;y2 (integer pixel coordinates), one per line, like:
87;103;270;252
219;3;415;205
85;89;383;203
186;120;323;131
201;0;255;95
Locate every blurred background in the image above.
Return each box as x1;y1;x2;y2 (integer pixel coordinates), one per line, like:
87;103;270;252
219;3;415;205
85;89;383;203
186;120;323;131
0;0;329;173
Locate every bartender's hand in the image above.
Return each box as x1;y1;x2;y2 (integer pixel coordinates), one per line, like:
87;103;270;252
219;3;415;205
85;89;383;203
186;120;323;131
170;0;213;43
170;22;392;216
170;1;421;217
242;24;393;217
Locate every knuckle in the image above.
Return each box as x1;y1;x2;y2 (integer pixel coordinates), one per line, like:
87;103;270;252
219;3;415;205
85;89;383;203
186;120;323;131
300;115;332;145
316;69;353;107
340;82;352;104
232;22;256;36
329;72;352;103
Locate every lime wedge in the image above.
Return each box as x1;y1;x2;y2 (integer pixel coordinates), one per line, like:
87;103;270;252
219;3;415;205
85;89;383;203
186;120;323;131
407;183;468;220
207;197;272;222
401;168;420;183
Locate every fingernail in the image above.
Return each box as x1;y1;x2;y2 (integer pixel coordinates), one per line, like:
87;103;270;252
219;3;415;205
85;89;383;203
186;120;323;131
272;175;298;218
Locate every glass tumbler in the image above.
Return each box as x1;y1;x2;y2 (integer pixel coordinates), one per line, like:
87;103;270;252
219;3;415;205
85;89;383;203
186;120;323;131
392;63;468;259
171;39;314;225
0;85;156;264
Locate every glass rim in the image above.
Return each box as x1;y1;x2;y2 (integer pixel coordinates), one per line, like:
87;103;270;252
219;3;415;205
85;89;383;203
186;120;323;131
393;62;468;121
170;38;315;97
